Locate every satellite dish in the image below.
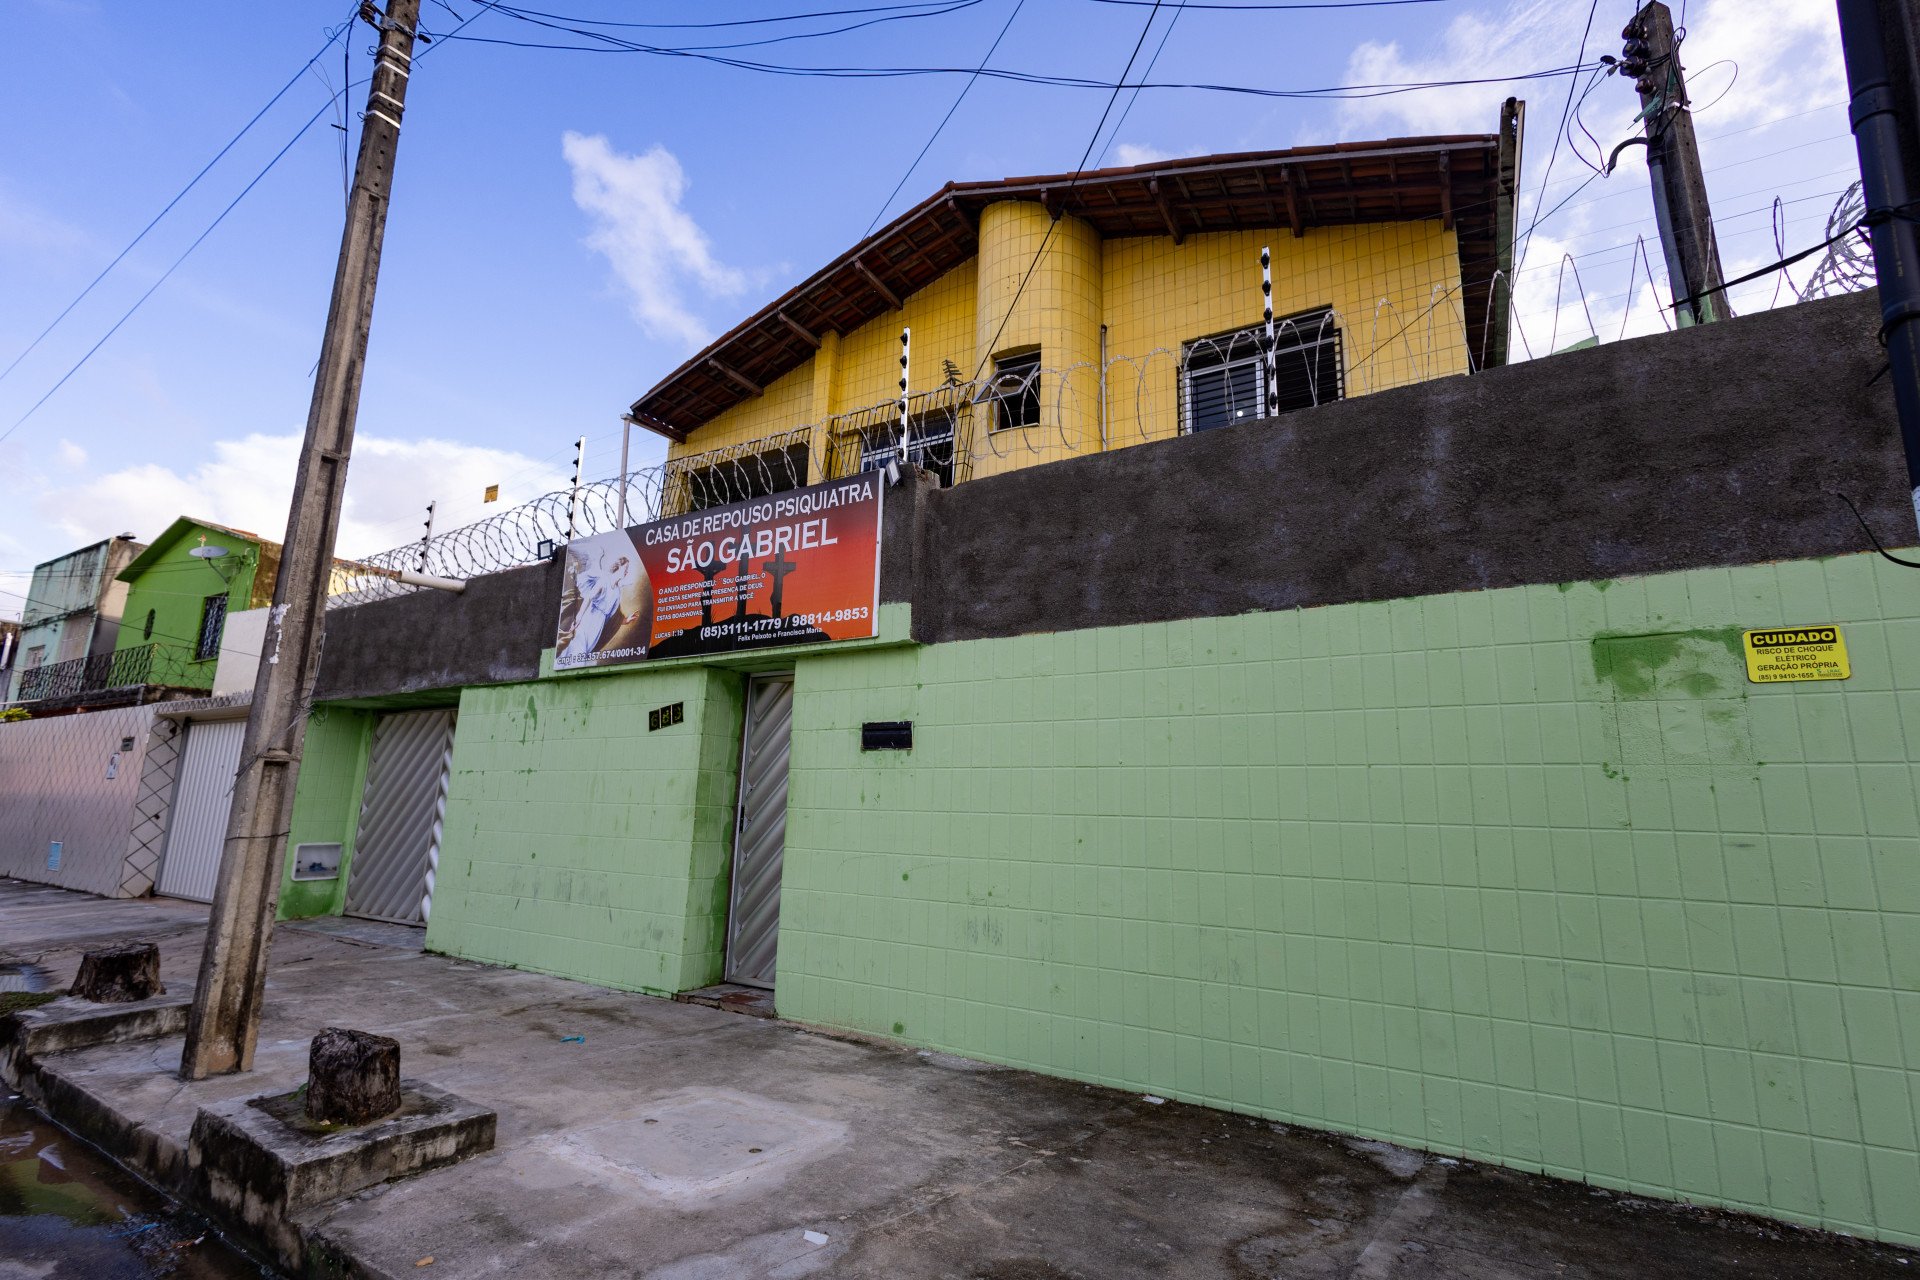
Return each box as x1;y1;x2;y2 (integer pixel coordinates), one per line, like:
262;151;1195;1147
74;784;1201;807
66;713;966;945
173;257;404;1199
188;545;230;559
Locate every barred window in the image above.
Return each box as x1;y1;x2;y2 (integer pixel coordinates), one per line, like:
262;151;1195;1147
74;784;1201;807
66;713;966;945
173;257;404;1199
984;349;1041;431
676;442;810;513
1182;310;1343;433
861;413;956;487
195;593;228;661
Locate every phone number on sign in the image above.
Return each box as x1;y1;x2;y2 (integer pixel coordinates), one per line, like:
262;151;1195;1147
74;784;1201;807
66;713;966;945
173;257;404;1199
793;606;869;627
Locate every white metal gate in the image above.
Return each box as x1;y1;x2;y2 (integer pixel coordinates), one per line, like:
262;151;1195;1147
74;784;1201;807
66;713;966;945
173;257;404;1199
156;719;246;902
725;675;794;989
344;708;456;926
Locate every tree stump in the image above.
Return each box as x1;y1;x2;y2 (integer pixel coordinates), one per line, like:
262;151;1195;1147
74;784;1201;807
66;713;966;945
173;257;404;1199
305;1028;402;1125
70;942;164;1003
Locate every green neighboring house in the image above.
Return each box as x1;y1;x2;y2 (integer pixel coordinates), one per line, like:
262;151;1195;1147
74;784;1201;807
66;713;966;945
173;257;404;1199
113;517;283;692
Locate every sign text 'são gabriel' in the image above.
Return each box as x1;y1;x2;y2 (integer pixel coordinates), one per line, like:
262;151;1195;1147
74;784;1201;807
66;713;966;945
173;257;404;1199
554;475;882;669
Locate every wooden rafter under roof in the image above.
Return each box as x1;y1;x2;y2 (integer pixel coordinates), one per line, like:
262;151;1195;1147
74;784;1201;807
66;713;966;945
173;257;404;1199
630;110;1524;440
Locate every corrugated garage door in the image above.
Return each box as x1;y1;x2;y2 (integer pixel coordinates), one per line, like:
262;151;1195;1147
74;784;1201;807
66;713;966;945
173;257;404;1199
156;719;246;902
725;675;793;989
344;708;456;926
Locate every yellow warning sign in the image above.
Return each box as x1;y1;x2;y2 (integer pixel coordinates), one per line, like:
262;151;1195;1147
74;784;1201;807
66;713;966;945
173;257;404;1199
1743;626;1850;683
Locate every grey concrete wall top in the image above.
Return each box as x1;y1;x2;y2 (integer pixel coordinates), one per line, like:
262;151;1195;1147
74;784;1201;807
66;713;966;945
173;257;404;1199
915;289;1908;644
313;559;562;703
313;480;926;701
313;290;1906;694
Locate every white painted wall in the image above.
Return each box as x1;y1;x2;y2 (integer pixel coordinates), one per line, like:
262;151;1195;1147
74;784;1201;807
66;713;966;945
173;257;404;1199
212;607;270;696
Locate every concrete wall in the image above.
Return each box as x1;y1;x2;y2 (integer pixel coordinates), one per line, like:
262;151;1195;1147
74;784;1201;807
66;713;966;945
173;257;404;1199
914;290;1908;644
278;707;374;920
0;704;154;896
311;477;931;703
307;290;1901;703
421;667;745;994
777;548;1920;1246
313;561;561;703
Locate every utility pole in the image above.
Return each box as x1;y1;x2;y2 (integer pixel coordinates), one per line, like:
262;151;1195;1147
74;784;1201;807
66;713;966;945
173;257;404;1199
1837;0;1920;542
181;0;423;1078
1619;2;1730;326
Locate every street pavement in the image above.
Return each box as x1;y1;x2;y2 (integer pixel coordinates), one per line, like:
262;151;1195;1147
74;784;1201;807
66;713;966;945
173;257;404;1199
2;877;1913;1279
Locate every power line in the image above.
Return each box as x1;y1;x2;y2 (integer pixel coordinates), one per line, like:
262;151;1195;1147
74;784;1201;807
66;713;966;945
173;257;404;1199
1514;0;1600;283
1094;0;1185;166
863;0;1028;238
1086;0;1446;7
0;93;354;447
440;5;1599;100
475;1;985;29
0;11;357;389
2;2;495;451
971;0;1167;383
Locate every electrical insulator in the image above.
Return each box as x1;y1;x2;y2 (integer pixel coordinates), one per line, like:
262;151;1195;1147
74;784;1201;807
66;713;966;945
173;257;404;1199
1635;75;1657;95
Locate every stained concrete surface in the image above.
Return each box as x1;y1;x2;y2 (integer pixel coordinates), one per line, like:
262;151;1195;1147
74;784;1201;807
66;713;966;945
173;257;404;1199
2;879;1914;1279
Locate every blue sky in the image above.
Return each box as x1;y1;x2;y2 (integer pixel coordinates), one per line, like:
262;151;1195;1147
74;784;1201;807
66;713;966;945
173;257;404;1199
0;0;1853;617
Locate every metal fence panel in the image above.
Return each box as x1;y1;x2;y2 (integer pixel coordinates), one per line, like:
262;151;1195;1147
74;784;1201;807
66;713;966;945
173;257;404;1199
725;676;794;988
155;718;245;903
344;709;455;925
0;704;155;896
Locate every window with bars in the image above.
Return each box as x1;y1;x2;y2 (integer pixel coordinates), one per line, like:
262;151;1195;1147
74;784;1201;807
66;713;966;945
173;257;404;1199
674;441;810;514
1181;310;1343;434
195;593;228;661
983;349;1041;431
860;413;957;487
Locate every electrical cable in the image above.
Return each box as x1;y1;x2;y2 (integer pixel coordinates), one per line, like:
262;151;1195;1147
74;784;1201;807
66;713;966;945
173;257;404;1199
0;93;354;447
0;10;358;388
439;5;1599;100
969;0;1166;385
1093;0;1185;166
479;0;986;29
1085;0;1447;7
3;0;495;449
1514;0;1599;282
1836;493;1920;568
862;0;1028;238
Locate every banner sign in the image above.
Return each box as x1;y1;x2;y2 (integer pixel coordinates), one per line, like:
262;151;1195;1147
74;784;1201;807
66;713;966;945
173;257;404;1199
554;474;882;670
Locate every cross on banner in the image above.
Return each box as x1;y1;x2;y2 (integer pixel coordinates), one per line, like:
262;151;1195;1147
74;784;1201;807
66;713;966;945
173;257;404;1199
762;550;799;618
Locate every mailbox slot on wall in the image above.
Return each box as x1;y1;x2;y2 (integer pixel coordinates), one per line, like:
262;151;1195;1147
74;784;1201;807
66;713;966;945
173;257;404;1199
861;721;913;750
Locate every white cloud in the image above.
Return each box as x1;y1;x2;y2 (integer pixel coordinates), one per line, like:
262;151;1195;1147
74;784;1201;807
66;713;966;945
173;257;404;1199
1112;142;1174;167
56;439;86;468
22;433;577;573
561;132;747;349
1335;0;1852;359
1338;0;1842;146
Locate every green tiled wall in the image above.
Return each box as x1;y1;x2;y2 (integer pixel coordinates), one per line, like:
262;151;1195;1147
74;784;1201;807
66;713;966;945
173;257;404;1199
776;551;1920;1244
278;707;373;920
423;667;745;994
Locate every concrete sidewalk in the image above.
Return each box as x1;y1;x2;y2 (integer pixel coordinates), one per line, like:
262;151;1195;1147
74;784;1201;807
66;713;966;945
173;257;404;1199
2;878;1913;1279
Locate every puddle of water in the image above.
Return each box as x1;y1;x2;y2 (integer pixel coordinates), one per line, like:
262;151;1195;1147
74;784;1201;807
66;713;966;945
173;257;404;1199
0;962;53;994
0;1094;274;1278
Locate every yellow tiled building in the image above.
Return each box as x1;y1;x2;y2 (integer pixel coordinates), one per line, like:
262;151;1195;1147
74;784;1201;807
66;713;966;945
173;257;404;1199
629;106;1523;505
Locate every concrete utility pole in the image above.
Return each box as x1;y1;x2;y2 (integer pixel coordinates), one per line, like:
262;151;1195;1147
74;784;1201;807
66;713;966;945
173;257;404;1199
1836;0;1920;542
181;0;423;1079
1620;2;1730;326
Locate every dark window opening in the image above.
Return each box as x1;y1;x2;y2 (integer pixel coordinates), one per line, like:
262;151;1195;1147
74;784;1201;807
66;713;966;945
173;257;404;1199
1182;310;1343;433
195;593;228;661
860;413;956;488
985;349;1041;431
142;609;155;641
676;442;809;513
